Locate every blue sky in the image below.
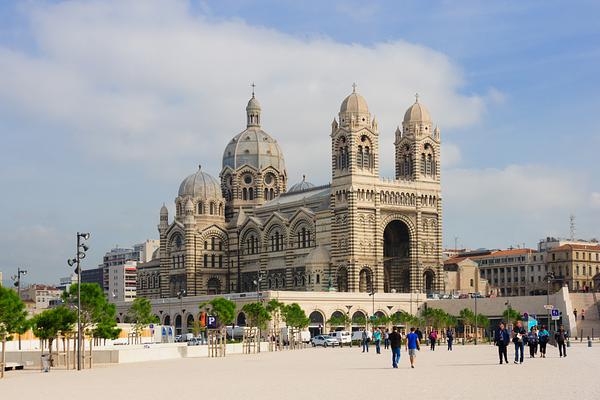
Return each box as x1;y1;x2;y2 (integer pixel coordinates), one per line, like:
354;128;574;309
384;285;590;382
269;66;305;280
1;0;599;285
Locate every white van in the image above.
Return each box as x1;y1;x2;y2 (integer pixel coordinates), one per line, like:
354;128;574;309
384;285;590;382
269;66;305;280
351;330;372;342
329;331;352;345
281;327;311;345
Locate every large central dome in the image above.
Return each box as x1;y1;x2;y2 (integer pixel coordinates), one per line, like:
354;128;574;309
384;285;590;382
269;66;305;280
222;94;286;173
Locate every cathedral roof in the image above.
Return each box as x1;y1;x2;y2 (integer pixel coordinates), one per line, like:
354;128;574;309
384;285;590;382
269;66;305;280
305;245;330;265
222;127;286;172
403;94;431;123
178;166;222;200
339;84;369;114
288;175;315;193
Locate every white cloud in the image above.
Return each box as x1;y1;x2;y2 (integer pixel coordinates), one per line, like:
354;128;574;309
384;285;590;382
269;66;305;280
0;0;487;186
591;192;600;208
442;164;598;248
441;142;462;168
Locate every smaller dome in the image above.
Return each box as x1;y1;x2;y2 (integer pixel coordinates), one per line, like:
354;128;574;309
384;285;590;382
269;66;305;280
246;95;261;111
340;89;369;114
305;245;330;266
178;166;222;199
289;175;315;193
404;95;431;123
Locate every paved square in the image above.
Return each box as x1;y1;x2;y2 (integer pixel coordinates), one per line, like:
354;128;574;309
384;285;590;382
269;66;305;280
2;344;599;399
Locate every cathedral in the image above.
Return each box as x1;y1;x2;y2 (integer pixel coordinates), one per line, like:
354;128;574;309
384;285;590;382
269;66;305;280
156;86;443;298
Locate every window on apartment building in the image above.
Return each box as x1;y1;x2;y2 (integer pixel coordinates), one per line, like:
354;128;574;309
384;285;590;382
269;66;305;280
470;279;474;287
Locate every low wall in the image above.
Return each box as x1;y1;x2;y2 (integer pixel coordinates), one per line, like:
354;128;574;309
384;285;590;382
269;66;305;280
4;341;274;367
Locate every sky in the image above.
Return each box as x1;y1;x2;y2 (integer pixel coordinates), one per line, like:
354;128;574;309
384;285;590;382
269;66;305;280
1;0;599;286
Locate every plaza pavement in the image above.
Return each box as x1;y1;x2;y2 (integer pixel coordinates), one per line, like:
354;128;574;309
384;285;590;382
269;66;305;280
1;343;599;399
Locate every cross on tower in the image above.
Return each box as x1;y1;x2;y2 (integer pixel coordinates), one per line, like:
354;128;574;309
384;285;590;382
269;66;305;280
251;82;256;97
415;93;420;103
352;82;357;93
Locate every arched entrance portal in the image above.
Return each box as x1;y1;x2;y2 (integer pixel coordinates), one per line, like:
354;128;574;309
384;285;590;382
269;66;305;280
384;220;411;293
308;311;325;337
423;270;435;294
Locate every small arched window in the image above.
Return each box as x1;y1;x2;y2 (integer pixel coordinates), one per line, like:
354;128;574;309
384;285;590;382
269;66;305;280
197;202;204;214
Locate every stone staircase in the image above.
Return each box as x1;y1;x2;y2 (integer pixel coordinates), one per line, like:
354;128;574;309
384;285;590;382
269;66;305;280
569;292;600;338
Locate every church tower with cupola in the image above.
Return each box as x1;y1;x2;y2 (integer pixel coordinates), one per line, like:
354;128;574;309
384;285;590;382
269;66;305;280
395;94;441;182
221;89;287;219
330;84;380;292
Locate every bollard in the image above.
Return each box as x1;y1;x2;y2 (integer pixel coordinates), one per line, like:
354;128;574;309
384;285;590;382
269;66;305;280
588;337;592;347
567;340;570;347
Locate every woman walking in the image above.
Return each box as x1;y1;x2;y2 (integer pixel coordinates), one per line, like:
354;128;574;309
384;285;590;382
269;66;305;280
446;328;454;351
538;325;549;358
429;329;438;351
527;326;538;358
494;322;510;365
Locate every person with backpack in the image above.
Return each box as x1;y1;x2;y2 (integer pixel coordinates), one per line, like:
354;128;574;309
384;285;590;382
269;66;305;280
527;326;538;358
538;325;549;358
512;320;527;364
494;322;510;364
446;328;454;351
555;325;568;357
429;329;438;351
389;327;402;368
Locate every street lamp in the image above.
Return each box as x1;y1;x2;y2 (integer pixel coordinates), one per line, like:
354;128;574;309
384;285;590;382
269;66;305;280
67;231;90;371
11;268;27;350
253;270;266;301
545;273;556;331
177;289;186;335
368;287;376;329
474;293;478;345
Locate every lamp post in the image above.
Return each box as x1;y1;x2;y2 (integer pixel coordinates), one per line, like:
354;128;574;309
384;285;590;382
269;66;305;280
544;273;555;331
177;289;186;336
368;287;376;330
11;268;27;350
474;293;478;345
67;232;90;371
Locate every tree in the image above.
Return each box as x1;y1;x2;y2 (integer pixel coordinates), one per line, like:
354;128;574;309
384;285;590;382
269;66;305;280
127;298;159;338
0;287;29;378
199;297;236;328
242;302;271;330
502;307;521;325
93;302;121;341
327;314;351;328
63;283;110;335
31;307;77;365
281;303;310;329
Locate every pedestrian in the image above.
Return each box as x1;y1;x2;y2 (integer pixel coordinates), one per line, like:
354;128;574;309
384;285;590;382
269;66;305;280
512;320;526;364
538;325;549;358
415;327;423;342
446;328;454;351
555;324;568;357
361;328;370;353
581;309;585;321
373;328;382;354
494;322;510;365
527;326;538;358
405;327;420;369
389;327;402;368
429;329;438;351
384;329;390;350
573;308;578;321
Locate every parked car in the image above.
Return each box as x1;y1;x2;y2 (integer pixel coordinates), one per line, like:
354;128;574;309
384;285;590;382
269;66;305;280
187;338;202;346
458;294;469;299
329;330;352;345
174;335;183;342
311;335;339;347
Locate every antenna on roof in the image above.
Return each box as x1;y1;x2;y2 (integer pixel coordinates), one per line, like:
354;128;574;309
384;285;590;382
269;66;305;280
570;214;576;240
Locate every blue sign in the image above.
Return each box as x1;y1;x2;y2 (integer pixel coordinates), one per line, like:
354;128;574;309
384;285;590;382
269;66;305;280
551;309;560;320
207;315;218;329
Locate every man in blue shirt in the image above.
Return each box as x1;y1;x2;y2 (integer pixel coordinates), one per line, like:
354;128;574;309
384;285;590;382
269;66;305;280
405;327;420;368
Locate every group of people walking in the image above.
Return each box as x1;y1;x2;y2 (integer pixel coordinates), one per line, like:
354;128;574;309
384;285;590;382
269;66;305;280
494;321;569;364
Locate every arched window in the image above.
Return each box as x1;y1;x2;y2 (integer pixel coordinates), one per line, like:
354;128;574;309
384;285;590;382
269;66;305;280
209;202;215;215
421;153;426;175
357;145;363;168
204;254;208;267
364;146;370;170
249;187;254;200
197;202;204;214
242;188;248;200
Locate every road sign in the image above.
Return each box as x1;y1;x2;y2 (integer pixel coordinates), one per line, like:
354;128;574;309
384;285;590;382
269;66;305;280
544;305;554;310
551;309;560;320
207;315;218;329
